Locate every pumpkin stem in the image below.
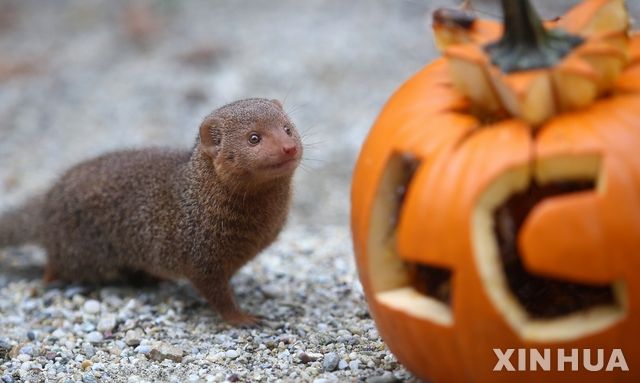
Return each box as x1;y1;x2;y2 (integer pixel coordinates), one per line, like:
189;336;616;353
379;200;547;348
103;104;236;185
486;0;583;73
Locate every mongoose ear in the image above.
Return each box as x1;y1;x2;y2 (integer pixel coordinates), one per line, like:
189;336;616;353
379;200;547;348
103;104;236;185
271;99;284;110
199;117;222;159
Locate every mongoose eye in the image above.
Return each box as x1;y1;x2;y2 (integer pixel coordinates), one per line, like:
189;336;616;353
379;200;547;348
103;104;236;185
284;126;293;136
248;133;261;145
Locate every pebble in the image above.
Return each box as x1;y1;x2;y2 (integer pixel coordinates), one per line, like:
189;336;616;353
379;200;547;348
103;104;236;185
0;339;11;354
81;323;96;333
225;350;239;359
135;345;152;354
298;352;320;364
148;342;184;363
19;344;34;356
83;344;96;357
64;286;88;299
322;352;340;372
83;300;101;315
338;359;348;370
313;377;337;383
86;331;104;344
97;315;117;332
124;329;143;347
51;329;67;339
16;354;31;362
366;373;400;383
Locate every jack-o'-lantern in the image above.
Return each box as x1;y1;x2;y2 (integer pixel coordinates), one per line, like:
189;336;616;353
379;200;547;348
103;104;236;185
351;0;640;382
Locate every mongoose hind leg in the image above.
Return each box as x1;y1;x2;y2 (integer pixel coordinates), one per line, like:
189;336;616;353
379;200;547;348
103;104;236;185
43;262;59;285
45;245;126;285
191;275;260;327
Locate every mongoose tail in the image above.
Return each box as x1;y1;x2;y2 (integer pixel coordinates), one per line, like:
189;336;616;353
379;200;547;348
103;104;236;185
0;195;43;247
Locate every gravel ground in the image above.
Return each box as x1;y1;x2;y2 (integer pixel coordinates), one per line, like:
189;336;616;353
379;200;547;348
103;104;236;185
1;1;639;382
0;227;414;383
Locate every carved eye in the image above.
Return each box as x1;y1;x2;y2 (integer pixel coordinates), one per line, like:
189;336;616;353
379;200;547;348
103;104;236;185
284;126;292;136
248;133;261;145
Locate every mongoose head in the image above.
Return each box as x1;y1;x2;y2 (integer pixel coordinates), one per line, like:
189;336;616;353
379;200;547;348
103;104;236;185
198;98;302;187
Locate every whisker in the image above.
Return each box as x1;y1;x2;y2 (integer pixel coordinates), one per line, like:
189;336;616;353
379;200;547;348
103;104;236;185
303;141;326;148
286;103;310;117
301;157;327;163
297;163;313;174
295;160;318;174
300;125;319;135
301;135;322;143
282;83;295;106
301;133;323;141
300;127;322;140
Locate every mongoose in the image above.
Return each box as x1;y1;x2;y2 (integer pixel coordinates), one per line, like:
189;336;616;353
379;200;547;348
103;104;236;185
0;98;302;326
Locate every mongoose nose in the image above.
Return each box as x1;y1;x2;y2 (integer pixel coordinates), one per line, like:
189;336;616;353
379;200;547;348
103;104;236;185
282;145;298;156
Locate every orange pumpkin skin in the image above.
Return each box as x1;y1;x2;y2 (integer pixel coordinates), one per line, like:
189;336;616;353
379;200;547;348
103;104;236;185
351;2;640;382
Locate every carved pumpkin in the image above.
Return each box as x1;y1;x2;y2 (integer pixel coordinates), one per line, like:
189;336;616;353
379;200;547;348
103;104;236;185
351;0;640;382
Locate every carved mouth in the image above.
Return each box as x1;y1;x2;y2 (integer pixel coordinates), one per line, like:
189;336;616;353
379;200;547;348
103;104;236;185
472;156;626;342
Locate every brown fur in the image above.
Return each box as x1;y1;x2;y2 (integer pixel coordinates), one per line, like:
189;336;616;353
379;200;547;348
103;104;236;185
0;98;302;326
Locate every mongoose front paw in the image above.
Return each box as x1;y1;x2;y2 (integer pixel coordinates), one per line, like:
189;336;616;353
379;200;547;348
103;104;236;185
224;312;262;328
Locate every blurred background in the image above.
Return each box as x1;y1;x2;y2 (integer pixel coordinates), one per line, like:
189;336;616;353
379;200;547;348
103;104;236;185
1;0;638;228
